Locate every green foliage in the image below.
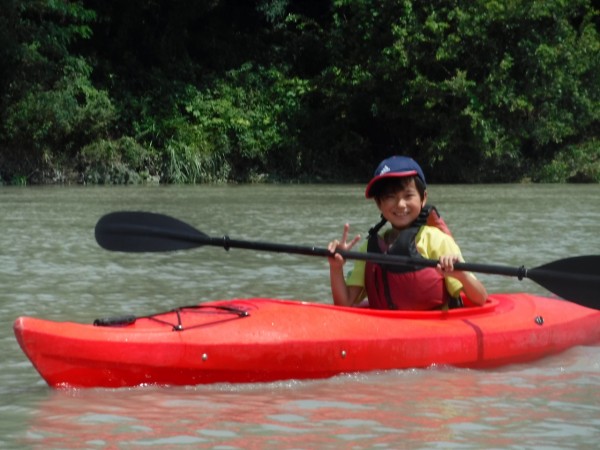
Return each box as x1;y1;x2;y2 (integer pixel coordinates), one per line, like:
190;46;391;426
163;140;230;184
2;0;96;95
10;174;27;186
80;136;157;184
2;57;116;182
0;0;597;184
174;64;309;182
0;0;105;183
535;140;600;183
313;0;599;182
5;58;114;149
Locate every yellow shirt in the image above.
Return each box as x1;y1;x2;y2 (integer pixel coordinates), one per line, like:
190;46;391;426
346;226;465;301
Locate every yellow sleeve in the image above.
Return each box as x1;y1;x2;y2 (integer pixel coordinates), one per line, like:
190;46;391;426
345;240;368;288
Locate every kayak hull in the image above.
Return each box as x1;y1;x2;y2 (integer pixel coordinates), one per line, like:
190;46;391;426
14;293;600;388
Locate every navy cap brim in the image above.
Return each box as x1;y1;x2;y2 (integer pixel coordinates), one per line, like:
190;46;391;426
364;170;419;198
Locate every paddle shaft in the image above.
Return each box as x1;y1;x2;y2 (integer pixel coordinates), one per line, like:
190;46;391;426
205;232;599;307
96;212;600;308
215;236;599;284
116;224;525;277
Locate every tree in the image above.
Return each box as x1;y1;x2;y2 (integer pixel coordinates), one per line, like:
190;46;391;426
0;0;110;183
302;0;599;182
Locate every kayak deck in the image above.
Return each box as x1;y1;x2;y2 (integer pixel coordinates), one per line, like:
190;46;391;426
13;293;600;388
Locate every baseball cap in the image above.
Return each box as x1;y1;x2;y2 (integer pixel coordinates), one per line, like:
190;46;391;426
365;156;426;198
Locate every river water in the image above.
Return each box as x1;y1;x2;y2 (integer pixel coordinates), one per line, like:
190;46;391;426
1;184;599;449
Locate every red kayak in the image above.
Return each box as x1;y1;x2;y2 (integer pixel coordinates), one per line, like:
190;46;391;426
13;293;600;388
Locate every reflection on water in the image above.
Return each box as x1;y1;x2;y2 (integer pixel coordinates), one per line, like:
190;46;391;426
1;184;599;448
20;346;600;449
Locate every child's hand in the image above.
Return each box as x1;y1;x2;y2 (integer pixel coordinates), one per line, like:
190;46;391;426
328;223;361;269
437;254;488;306
437;254;461;276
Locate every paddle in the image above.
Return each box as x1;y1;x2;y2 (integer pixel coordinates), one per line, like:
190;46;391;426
95;211;600;310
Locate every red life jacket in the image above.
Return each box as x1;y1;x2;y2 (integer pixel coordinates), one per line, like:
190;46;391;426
364;205;460;311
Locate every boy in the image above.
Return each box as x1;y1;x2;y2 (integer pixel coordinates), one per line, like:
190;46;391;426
328;156;487;310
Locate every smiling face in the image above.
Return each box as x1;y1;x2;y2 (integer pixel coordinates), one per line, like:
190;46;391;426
374;177;427;230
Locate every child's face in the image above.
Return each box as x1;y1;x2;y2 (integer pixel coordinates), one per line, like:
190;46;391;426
375;178;426;229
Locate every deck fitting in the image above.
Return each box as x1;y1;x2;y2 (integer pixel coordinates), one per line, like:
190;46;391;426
534;316;544;325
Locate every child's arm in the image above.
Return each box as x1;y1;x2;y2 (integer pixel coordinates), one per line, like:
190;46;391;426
329;262;363;306
438;255;488;306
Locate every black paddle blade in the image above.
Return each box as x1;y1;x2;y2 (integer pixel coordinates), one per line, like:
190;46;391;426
528;255;600;309
95;211;208;252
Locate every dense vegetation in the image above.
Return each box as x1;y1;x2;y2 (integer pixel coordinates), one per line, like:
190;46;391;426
0;0;598;185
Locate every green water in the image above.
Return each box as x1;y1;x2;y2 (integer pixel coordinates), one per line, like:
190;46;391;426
1;184;598;449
